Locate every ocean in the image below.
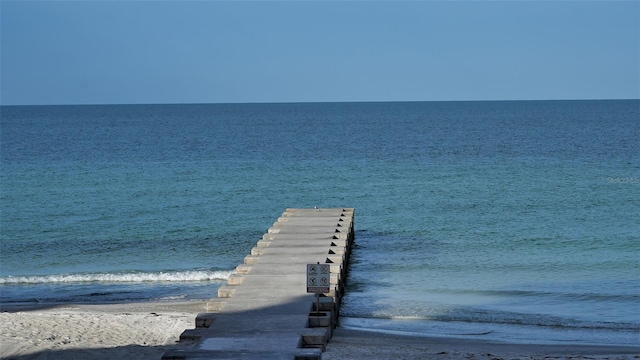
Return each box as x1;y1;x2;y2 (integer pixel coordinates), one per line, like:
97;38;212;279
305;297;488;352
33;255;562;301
1;100;638;346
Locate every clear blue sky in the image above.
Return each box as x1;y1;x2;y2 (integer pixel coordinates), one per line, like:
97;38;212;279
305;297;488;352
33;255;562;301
1;1;638;105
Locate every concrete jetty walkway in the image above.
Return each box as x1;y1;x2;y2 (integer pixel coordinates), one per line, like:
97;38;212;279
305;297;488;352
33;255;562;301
163;208;355;360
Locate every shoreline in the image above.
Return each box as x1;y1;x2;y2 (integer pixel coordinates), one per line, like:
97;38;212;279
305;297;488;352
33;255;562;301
2;301;639;360
324;327;640;359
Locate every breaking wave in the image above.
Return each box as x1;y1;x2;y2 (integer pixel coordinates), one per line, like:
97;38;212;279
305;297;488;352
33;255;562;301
0;269;233;284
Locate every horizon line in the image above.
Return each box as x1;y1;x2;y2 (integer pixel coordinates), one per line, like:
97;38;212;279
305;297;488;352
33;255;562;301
1;98;638;107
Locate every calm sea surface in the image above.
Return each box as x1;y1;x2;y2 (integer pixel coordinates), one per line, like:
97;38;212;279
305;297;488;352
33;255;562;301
1;101;638;345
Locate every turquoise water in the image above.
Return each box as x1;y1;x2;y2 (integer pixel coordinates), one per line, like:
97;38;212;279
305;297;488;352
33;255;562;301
1;101;638;345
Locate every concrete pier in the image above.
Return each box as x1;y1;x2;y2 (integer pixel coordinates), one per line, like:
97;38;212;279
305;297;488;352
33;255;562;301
162;208;355;360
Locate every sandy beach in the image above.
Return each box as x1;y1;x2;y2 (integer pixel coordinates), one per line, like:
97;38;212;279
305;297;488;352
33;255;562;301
1;302;638;360
0;301;201;360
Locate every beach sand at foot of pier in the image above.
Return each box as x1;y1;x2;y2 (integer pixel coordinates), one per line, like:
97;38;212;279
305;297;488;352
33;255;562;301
0;301;202;360
1;302;638;360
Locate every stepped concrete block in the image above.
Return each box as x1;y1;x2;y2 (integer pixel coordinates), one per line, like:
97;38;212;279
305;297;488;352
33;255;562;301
268;226;349;234
254;246;341;256
235;264;251;274
294;348;323;360
227;274;244;285
312;296;335;312
243;257;331;265
279;215;353;222
272;222;353;231
259;247;337;257
227;274;307;288
197;315;309;336
217;285;236;298
198;335;301;352
330;240;349;247
273;219;352;227
263;233;350;241
180;328;211;341
221;286;316;300
327;263;342;274
308;311;332;328
256;240;271;247
283;208;354;216
215;297;314;315
301;328;329;350
228;263;328;276
279;214;353;222
325;255;345;264
257;239;343;248
241;253;338;265
204;299;226;312
195;313;217;328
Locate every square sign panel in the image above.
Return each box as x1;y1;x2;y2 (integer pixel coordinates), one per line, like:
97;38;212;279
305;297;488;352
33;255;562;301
306;263;330;294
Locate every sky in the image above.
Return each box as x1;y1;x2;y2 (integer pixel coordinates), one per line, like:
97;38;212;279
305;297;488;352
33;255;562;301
1;1;639;105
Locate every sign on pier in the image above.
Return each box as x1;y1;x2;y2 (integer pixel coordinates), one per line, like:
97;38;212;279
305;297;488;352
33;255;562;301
306;263;330;294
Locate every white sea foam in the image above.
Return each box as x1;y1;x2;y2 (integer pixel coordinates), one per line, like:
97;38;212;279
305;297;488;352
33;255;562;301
0;270;233;284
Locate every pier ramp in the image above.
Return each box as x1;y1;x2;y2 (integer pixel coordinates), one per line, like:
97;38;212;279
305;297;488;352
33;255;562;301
162;208;355;360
